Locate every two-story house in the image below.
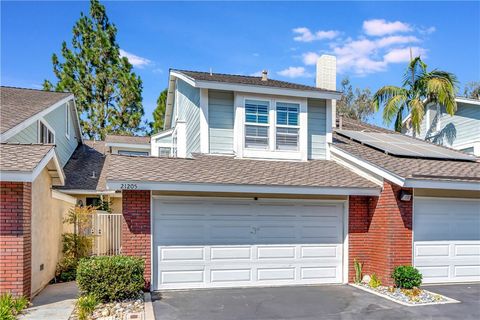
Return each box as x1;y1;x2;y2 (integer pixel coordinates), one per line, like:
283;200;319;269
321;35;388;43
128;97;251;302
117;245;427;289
1;55;479;299
402;97;480;156
0;87;82;297
96;56;478;290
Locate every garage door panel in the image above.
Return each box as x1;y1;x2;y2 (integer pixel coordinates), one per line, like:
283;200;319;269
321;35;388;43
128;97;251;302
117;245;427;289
153;199;344;290
414;198;480;283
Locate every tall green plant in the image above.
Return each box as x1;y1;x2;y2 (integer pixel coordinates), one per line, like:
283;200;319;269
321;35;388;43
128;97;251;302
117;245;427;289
373;56;458;132
354;259;363;284
43;0;145;139
151;88;168;134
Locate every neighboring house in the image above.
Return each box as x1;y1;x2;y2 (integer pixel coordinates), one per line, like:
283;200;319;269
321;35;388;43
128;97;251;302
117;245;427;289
402;97;480;156
1;55;479;299
0;87;82;297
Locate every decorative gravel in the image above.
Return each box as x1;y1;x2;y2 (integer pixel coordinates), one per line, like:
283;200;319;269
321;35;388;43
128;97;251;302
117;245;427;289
70;294;144;320
357;283;449;305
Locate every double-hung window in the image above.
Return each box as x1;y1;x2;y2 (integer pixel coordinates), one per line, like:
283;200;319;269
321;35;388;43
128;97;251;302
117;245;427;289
276;102;299;151
245;99;269;149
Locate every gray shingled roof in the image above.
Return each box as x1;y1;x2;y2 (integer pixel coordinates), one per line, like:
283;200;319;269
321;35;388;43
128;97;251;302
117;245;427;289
174;70;340;94
105;134;150;145
1;86;72;134
0;144;54;172
106;153;379;189
333;118;480;182
56;140;108;191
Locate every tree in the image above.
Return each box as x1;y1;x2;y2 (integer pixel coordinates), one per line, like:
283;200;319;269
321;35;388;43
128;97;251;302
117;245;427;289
373;56;458;133
151;88;168;134
43;0;144;140
463;81;480;100
336;77;375;122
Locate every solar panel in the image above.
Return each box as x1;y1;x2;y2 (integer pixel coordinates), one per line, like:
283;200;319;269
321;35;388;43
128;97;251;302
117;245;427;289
337;130;476;161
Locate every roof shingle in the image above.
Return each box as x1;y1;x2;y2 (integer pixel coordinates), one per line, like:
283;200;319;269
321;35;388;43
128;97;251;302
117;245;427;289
106;153;379;189
0;144;54;172
105;134;150;145
1;86;72;134
174;70;340;94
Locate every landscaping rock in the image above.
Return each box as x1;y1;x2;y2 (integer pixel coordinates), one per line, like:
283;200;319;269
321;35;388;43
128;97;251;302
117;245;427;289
358;283;449;305
69;293;144;320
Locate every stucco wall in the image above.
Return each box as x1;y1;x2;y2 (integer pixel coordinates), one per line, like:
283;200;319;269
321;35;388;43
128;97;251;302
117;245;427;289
31;169;74;296
110;197;122;213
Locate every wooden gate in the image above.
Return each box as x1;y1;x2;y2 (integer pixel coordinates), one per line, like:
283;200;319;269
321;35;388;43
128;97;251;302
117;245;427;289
92;212;122;256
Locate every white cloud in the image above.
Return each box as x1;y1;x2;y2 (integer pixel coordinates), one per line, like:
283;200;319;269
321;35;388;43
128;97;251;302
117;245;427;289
363;19;412;36
383;47;427;63
302;52;320;65
332;35;425;75
119;49;151;68
293;27;340;42
419;26;436;35
277;67;311;78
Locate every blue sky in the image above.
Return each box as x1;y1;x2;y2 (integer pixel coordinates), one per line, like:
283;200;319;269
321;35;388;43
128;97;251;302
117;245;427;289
2;1;479;128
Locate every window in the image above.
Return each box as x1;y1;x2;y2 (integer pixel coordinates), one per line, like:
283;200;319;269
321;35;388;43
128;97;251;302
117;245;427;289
158;147;171;157
117;150;149;156
245;99;269;149
460;147;474;155
276;102;299;150
39;121;54;144
65;105;70;138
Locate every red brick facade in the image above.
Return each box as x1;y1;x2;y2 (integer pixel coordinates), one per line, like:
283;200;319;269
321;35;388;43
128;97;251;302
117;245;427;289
121;190;151;289
0;182;32;298
349;181;413;285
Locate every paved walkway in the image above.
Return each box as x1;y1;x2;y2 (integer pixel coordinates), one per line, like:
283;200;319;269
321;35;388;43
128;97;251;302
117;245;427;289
20;281;78;320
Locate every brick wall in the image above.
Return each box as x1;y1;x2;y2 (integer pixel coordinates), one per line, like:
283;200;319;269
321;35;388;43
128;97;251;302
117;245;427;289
349;181;413;286
121;190;151;289
0;182;32;298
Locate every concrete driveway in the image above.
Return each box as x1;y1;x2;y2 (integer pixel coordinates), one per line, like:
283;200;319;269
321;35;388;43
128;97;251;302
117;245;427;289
152;283;480;320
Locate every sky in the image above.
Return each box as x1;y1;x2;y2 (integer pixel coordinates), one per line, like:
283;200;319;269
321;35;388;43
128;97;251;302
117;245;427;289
2;1;479;129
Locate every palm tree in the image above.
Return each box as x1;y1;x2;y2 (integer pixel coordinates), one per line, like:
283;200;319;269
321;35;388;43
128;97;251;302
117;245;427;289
373;56;458;133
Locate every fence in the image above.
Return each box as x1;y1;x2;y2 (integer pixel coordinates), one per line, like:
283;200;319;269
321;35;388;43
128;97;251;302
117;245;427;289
91;211;122;256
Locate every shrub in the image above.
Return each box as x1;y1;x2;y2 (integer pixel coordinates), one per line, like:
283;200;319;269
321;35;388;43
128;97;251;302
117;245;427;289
0;293;29;319
77;256;144;302
369;274;381;288
77;294;99;320
353;259;363;284
392;266;422;289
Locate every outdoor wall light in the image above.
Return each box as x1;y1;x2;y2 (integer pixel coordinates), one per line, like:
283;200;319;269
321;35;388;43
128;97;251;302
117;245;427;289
399;190;412;202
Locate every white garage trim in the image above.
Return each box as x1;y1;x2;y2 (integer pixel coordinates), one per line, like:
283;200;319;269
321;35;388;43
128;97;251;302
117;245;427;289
413;195;480;284
151;195;348;290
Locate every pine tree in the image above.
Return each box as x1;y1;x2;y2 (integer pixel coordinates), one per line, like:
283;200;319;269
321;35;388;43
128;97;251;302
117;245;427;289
43;0;144;139
151;88;168;134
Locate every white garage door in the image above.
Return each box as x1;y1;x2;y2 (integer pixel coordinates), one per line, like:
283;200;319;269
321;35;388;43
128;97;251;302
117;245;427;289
414;197;480;283
152;198;344;290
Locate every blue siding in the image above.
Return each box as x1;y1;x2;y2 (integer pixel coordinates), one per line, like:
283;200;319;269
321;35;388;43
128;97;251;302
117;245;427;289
208;90;234;154
7;121;38;144
414;102;480;149
307;99;327;159
44;102;78;167
7;102;78;167
176;80;201;156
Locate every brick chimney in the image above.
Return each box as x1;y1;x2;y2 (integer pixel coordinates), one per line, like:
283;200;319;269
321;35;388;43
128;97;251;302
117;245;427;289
316;55;337;129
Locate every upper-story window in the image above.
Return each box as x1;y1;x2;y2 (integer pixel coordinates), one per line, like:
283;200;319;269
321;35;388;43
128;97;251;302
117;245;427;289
39;120;55;144
245;99;269;149
276;102;299;150
117;150;149;156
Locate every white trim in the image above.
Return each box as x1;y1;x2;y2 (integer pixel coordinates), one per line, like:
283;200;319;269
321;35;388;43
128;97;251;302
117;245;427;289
38;118;56;144
51;190;77;204
104;142;150;150
149;190;154;291
455;97;480;105
170;70;197;87
72;99;83;143
414;195;480;201
151;128;174;140
65;102;70;140
404;179;480;191
57;189;117;195
107;180;381;196
199;88;209;153
343;199;349;284
330;146;405;186
0;148;65;185
1;95;74;142
325;100;333;160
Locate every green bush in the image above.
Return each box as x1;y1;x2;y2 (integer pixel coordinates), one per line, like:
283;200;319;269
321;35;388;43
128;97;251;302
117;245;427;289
77;294;99;320
369;274;381;288
0;293;29;319
392;266;422;289
353;259;363;284
77;256;144;302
